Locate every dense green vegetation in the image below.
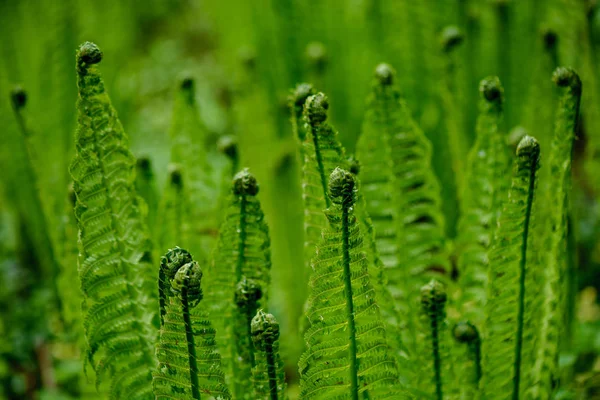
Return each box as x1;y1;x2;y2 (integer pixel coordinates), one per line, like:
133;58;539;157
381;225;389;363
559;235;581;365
1;0;600;399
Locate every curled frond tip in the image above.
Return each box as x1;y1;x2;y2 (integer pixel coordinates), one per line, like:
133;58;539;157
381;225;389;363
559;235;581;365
375;63;395;86
453;321;480;344
77;42;103;65
552;67;581;94
479;76;504;103
251;310;280;350
235;277;263;309
516;135;540;158
171;261;203;305
421;279;447;310
233;168;259;196
304;92;329;125
161;247;193;281
329;167;356;207
441;25;464;52
10;86;27;109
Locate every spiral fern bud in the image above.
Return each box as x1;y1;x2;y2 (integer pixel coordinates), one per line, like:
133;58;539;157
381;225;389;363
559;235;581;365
76;42;103;73
552;67;582;95
233;168;259;196
218;135;238;161
304;93;329;125
329;167;356;207
375;63;395;86
167;164;183;188
161;247;193;282
542;28;558;50
441;25;464;52
235;277;263;311
479;76;504;104
171;261;203;306
420;279;447;312
453;321;480;344
516;135;540;160
251;310;280;351
10;86;27;110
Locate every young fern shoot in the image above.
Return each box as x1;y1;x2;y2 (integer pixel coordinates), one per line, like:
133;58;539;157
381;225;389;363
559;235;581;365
299;168;401;399
154;248;230;399
481;135;541;400
206;169;271;398
453;321;482;399
528;67;582;399
456;77;508;324
251;310;287;400
69;42;155;399
289;82;316;167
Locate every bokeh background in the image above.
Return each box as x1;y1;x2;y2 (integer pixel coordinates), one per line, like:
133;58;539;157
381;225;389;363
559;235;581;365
1;0;600;398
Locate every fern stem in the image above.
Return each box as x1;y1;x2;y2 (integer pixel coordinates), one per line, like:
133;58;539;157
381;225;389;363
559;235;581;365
337;173;359;400
422;281;447;400
512;137;540;400
264;341;278;400
236;194;248;282
305;93;333;208
158;268;167;326
181;267;201;400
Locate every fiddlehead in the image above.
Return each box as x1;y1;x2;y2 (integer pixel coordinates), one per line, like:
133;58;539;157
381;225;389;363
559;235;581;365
251;310;287;400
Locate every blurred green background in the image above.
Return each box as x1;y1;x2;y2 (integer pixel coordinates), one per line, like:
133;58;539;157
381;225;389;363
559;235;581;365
1;0;600;398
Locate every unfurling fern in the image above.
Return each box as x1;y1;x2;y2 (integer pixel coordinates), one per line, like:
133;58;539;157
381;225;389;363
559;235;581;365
481;135;541;400
415;280;457;400
528;67;582;399
301;92;348;270
456;77;509;324
299;168;402;399
157;165;192;253
289;83;316;167
453;321;482;399
69;42;155;398
205;169;271;398
169;77;219;260
357;63;450;351
251;310;287;400
153;249;230;399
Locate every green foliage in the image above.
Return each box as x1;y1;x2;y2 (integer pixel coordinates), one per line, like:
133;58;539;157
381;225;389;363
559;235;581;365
205;168;271;398
154;249;230;399
299;168;401;400
481;135;541;400
69;42;156;399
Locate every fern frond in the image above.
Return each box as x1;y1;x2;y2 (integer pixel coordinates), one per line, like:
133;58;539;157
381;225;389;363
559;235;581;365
456;77;509;324
453;321;482;399
289;83;315;168
415;280;458;400
206;169;271;398
299;168;402;400
527;67;581;399
169;77;219;260
301;92;348;269
480;135;541;400
357;64;450;351
135;157;159;234
69;42;155;399
251;310;287;400
154;250;231;399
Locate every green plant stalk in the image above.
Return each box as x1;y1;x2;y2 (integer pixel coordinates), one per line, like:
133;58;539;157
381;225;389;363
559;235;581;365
430;304;442;400
236;195;248;282
264;341;278;400
181;268;201;400
158;268;167;327
342;204;359;400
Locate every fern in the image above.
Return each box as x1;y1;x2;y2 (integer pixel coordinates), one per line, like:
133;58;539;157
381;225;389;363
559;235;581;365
480;135;541;400
135;157;159;233
153;249;231;399
205;168;271;398
452;321;482;399
456;77;509;324
301;92;348;269
299;168;401;399
157;166;192;253
251;310;287;400
415;280;457;400
69;42;155;399
356;63;450;351
527;67;582;399
289;83;315;168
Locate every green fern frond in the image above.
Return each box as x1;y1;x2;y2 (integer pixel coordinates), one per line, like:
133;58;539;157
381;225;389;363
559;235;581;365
169;77;219;260
527;67;581;399
299;168;402;400
301;92;348;269
456;77;509;324
289;83;316;167
251;310;287;400
154;249;231;399
415;280;458;400
481;135;541;400
357;63;450;350
206;168;271;398
69;42;155;399
453;321;482;399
